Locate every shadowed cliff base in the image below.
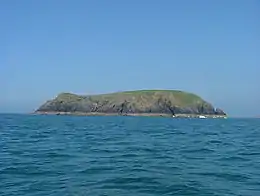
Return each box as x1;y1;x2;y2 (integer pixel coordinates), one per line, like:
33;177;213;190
35;90;227;118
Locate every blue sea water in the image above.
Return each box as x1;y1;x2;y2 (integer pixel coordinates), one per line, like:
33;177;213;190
0;114;259;196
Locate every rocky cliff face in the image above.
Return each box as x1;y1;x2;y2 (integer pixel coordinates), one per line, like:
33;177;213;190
36;90;226;116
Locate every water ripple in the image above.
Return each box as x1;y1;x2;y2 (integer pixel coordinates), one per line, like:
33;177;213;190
0;114;260;196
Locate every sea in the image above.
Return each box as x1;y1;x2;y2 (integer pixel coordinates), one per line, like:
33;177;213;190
0;114;259;196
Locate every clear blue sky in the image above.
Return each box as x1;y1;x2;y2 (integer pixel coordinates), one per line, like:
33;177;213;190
1;0;259;117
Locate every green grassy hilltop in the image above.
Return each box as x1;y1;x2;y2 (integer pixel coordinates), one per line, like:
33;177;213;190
36;90;226;117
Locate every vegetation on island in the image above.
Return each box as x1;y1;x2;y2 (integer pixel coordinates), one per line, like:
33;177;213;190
35;90;226;117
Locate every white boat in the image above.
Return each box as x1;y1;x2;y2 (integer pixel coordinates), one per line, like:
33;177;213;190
199;115;206;119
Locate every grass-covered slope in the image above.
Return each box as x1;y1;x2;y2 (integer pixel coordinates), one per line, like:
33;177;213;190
36;90;226;116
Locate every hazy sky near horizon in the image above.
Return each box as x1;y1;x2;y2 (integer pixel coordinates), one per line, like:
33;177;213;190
1;0;259;116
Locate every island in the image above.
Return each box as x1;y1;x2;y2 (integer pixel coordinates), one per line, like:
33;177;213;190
35;90;227;118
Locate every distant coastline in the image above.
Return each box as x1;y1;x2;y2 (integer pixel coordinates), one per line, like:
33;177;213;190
34;111;227;119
